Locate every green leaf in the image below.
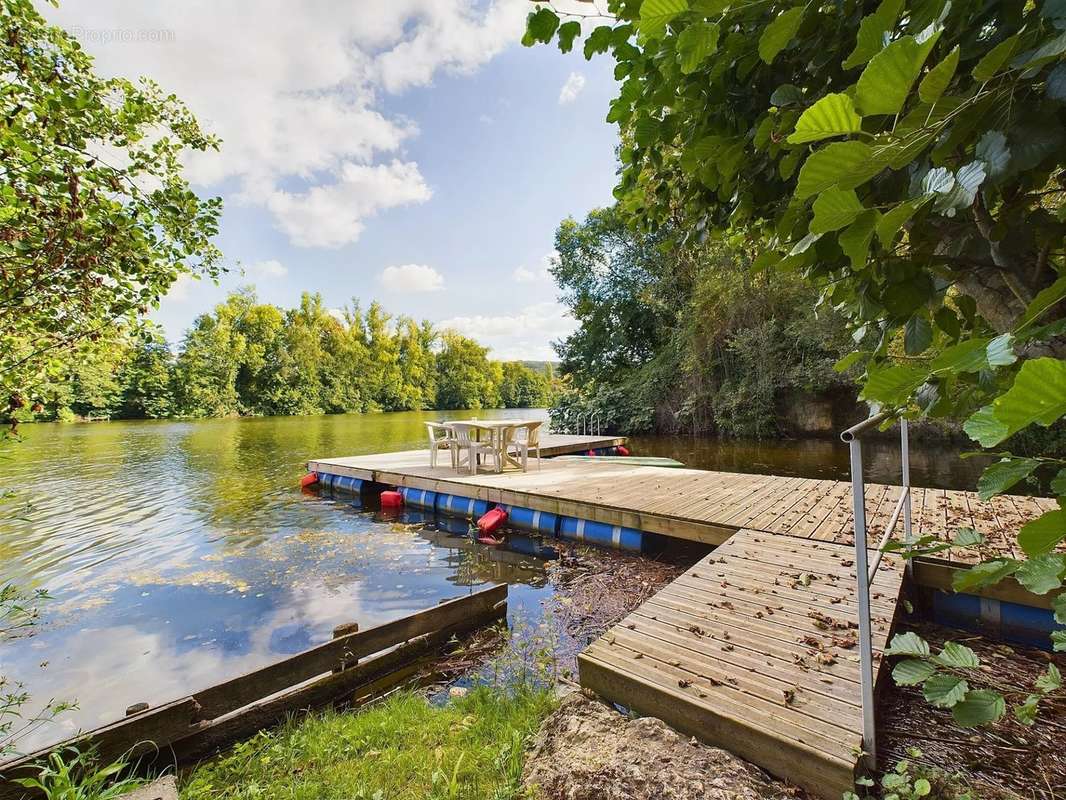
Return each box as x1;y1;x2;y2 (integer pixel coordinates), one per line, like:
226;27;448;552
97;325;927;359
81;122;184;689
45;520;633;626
972;34;1020;82
639;0;688;39
923;673;969;707
904;314;933;355
976;358;1066;446
678;22;720;73
1014;694;1040;726
810;187;864;234
986;334;1016;367
524;7;560;46
583;25;614;59
787;93;864;144
843;0;905;69
770;84;804;107
1018;510;1066;558
893;658;937;686
954;528;985;548
1052;468;1066;500
1048;63;1066;101
931;338;991;374
883;278;933;317
914;778;931;797
876;199;923;247
952;558;1021;592
1016;554;1066;595
1054;631;1066;652
634;116;660;147
1036;663;1062;693
1017;276;1066;330
976;131;1011;179
884;631;930;657
856;33;940;116
952;689;1006;727
918;45;959;103
934;641;980;669
758;7;804;64
557;21;581;53
860;364;927;405
977;457;1039;501
963;406;1009;448
839;210;879;268
795;141;882;199
934;307;960;340
834;351;868;372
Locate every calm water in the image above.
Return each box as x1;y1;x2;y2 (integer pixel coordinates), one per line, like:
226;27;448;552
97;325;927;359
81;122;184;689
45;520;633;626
0;411;984;752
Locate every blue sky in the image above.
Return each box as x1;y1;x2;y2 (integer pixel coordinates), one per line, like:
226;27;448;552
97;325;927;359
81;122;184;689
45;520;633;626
48;1;620;360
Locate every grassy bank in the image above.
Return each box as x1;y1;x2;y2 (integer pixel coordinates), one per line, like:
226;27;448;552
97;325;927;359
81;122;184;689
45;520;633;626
179;686;556;800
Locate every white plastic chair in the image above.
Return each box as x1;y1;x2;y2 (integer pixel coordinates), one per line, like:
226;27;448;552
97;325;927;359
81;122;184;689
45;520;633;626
508;421;543;471
448;422;497;475
426;422;457;469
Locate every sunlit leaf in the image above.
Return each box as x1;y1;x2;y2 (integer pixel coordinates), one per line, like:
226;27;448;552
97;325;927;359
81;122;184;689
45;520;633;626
860;364;927;405
810;187;864;234
834;351;868;372
843;0;905;69
1018;510;1066;558
639;0;688;39
876;199;924;246
787;93;864;144
923;673;968;707
795;141;881;199
1015;554;1066;595
1018;277;1066;329
884;631;930;657
931;338;991;374
856;33;940;116
986;334;1016;367
918;46;959;103
975;358;1066;446
678;22;720;73
934;641;980;669
893;659;937;685
977;457;1039;501
1036;663;1062;693
952;558;1020;592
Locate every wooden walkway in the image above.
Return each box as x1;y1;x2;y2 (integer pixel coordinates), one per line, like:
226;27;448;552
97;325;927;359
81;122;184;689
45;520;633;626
308;449;1050;561
579;529;904;798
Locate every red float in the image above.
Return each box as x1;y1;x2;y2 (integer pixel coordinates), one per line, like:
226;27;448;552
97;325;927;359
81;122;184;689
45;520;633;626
477;507;508;536
380;490;403;508
299;472;319;488
616;445;630;456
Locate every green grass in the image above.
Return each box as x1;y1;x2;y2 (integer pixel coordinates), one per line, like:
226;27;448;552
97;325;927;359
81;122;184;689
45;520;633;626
179;687;557;800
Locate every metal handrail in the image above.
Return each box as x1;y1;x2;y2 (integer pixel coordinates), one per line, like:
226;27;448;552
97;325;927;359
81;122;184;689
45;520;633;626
841;412;912;769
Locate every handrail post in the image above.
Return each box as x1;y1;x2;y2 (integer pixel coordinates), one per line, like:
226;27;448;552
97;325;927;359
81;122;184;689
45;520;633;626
849;436;877;769
900;417;914;578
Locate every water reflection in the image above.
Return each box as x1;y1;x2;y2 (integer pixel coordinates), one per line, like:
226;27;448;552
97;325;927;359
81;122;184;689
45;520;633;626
0;410;550;752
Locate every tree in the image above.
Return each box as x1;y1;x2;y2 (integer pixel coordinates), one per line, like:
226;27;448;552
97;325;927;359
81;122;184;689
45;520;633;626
0;0;222;418
499;361;553;408
115;325;174;419
529;0;1066;722
435;332;501;410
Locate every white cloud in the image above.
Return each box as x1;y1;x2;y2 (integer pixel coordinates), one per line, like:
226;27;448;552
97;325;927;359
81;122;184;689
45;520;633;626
44;1;531;249
265;161;432;248
380;264;446;293
437;301;575;360
558;71;586;105
513;251;557;284
245;259;288;279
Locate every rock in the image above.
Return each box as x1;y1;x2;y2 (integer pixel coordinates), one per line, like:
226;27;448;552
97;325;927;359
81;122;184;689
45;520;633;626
522;693;797;800
121;775;178;800
448;686;468;698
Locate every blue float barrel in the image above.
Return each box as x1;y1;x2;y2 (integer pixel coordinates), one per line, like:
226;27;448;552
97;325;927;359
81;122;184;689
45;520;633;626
498;505;558;535
398;487;438;510
435;493;490;519
317;472;364;494
559;516;643;552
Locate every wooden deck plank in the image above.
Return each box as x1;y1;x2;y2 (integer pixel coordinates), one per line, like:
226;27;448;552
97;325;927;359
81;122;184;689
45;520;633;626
578;529;904;800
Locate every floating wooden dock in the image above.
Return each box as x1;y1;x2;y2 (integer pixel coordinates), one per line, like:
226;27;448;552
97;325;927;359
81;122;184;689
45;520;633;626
307;443;1055;797
308;446;1049;561
579;529;903;798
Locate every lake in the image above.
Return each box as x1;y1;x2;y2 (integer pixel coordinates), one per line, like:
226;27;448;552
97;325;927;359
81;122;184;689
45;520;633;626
0;411;984;752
